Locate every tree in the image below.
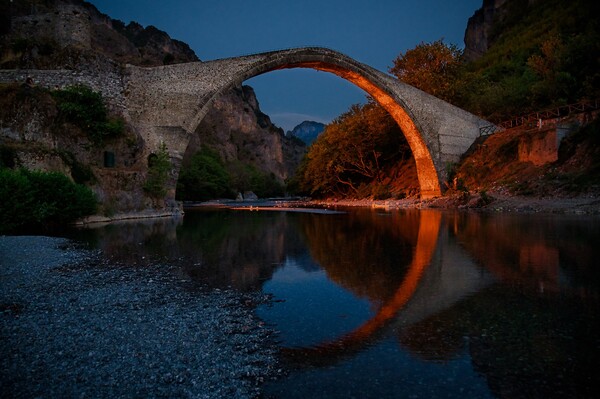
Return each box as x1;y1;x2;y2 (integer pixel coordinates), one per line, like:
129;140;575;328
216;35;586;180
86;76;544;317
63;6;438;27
389;39;463;102
176;146;232;201
52;85;123;145
144;142;172;198
0;168;96;233
299;101;409;198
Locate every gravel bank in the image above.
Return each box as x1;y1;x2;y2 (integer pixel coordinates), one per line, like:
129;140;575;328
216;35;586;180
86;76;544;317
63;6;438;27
0;236;281;398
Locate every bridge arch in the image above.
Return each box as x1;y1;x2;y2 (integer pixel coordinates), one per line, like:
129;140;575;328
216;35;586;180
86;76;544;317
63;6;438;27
125;47;489;198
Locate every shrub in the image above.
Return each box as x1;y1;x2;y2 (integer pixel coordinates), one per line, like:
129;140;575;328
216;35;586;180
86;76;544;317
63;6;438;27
371;183;391;200
0;168;33;232
229;162;285;199
0;168;97;233
52;85;124;145
144;143;172;198
177;147;232;201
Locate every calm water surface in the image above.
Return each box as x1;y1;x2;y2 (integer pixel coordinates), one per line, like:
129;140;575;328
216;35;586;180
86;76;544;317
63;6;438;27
71;208;599;398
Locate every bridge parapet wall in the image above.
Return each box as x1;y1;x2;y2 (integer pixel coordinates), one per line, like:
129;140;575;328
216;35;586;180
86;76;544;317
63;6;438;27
0;67;126;112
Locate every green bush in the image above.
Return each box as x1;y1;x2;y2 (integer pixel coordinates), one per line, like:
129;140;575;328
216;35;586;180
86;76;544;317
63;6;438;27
0;169;33;232
144;143;172;198
176;146;286;201
227;161;285;198
52;85;124;145
0;168;97;233
176;147;232;201
371;183;391;200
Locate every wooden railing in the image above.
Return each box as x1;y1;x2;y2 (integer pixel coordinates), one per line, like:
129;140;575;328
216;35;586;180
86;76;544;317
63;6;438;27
479;99;599;136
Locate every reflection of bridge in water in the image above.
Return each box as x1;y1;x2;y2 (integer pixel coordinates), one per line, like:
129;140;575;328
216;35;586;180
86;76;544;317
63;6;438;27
283;210;495;366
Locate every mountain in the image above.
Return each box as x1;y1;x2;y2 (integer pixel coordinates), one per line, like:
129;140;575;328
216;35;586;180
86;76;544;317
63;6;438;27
287;121;325;145
0;0;199;69
0;0;305;212
463;0;508;61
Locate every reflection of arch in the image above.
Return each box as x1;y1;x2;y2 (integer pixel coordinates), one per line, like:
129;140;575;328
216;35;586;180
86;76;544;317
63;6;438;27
281;210;442;366
126;48;490;198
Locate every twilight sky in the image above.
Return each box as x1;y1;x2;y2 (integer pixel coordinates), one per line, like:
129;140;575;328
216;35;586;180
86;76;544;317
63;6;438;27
90;0;482;131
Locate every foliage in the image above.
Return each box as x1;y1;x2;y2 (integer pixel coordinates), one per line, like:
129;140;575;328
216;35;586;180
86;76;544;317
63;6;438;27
176;147;286;201
144;142;172;198
176;146;232;201
387;0;598;122
227;161;285;198
390;39;463;102
453;0;600;120
52;85;124;145
0;145;16;168
297;101;409;198
0;168;97;233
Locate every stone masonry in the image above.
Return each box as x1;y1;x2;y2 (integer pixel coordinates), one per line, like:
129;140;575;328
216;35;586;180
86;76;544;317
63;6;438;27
125;47;490;197
1;47;490;198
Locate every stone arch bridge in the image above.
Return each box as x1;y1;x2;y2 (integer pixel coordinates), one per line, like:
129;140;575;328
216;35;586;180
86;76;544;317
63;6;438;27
125;47;489;198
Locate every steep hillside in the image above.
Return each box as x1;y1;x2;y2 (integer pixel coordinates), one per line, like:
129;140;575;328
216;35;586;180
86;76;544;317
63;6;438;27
184;85;306;185
451;0;600;200
0;0;304;212
0;0;198;69
459;0;599;121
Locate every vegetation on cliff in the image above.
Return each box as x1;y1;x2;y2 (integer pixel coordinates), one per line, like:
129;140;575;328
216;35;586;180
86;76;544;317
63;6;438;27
453;0;599;122
296;0;599;200
143;143;172;198
52;85;124;145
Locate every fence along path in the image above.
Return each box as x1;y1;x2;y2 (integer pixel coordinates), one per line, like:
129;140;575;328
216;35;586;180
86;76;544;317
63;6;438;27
479;99;599;136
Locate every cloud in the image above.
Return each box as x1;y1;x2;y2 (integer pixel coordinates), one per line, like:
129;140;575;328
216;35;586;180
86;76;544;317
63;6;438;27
270;112;331;132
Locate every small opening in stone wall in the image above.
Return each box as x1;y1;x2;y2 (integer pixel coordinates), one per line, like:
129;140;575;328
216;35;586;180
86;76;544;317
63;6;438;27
103;151;115;167
147;153;158;167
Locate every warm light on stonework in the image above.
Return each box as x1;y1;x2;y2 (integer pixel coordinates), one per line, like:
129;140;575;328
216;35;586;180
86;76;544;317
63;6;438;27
272;61;442;198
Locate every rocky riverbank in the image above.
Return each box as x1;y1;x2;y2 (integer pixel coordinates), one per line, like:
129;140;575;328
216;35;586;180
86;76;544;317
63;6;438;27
308;189;600;214
0;236;282;398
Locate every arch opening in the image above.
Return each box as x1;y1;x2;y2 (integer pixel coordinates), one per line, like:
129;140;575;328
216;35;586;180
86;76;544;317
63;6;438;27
185;52;443;198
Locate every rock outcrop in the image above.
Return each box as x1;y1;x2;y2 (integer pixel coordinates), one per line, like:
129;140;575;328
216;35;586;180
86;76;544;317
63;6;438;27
0;0;304;214
0;0;198;69
184;85;305;182
463;0;509;61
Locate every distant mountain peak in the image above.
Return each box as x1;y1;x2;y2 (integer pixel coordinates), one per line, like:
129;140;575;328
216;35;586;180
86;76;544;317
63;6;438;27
286;121;325;145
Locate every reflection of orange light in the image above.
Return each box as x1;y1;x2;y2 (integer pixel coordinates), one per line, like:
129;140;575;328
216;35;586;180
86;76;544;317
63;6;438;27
273;62;441;198
519;244;560;289
282;210;442;362
349;210;442;338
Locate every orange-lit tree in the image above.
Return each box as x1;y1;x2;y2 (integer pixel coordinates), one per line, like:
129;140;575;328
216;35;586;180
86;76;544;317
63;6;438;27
299;101;409;198
389;39;462;103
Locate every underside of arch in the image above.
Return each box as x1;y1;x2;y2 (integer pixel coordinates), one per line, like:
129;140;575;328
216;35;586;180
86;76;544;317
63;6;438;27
217;59;443;197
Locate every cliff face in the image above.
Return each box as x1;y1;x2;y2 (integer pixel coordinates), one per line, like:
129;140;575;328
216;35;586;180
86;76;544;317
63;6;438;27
184;85;305;182
464;0;545;61
0;0;303;212
463;0;509;61
0;0;198;69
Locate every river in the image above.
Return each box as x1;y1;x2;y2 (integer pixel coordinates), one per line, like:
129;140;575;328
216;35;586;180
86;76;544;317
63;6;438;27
69;207;598;398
